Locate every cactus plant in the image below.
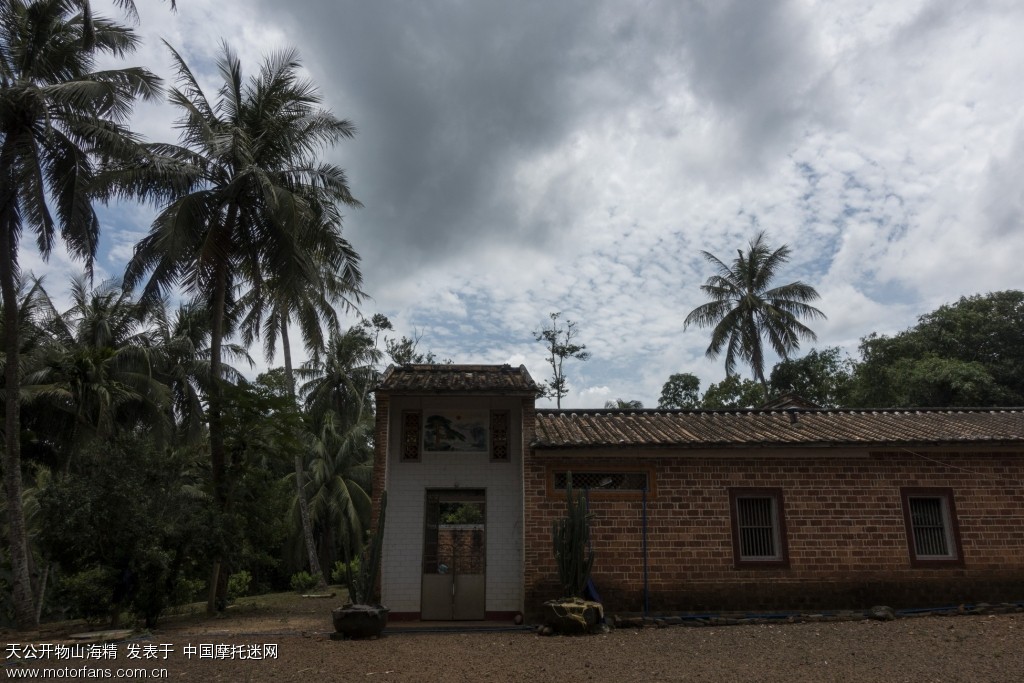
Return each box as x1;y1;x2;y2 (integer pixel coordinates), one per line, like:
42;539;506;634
344;491;387;605
551;475;595;598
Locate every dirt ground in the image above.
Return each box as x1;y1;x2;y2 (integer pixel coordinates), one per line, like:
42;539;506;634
4;592;1024;682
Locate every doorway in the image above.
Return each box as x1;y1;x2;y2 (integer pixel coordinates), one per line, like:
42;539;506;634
421;490;486;620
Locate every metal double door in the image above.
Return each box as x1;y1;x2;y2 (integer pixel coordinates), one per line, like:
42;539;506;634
421;490;486;620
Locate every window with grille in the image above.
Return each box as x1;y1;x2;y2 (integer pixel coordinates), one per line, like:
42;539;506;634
400;411;421;462
729;488;788;567
900;488;963;567
490;410;510;462
553;471;649;491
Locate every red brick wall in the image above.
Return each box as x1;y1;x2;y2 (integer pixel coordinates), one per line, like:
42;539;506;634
524;449;1024;615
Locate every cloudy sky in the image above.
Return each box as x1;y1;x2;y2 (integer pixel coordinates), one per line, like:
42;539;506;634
54;0;1024;407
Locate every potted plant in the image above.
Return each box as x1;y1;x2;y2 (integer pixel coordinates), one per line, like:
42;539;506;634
331;492;389;639
543;476;604;634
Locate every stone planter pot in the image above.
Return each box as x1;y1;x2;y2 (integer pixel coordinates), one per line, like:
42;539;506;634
331;604;390;640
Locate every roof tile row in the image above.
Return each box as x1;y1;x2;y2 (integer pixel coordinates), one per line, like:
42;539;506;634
378;364;539;394
532;408;1024;449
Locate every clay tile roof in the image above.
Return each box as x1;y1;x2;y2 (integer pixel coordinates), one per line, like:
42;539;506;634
531;408;1024;449
377;364;539;395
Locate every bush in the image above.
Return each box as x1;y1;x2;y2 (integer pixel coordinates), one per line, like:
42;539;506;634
55;566;114;624
170;577;205;607
227;570;252;601
330;558;359;585
290;571;319;594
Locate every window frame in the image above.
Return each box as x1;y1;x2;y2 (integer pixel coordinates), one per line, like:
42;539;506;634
900;487;964;568
400;410;422;462
728;487;790;569
546;465;656;501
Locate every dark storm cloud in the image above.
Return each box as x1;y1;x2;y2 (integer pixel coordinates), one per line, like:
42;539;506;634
246;1;825;280
255;1;637;273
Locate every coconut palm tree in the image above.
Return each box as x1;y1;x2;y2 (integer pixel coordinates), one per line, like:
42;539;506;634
296;324;379;573
299;324;381;428
23;275;170;468
236;242;364;585
0;0;160;629
236;228;363;587
122;42;360;610
684;232;826;403
146;300;250;446
300;406;374;575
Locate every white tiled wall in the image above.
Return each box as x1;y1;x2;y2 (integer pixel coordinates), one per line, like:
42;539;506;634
381;396;524;614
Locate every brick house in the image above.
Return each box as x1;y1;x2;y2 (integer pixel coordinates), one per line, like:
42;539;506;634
373;364;1024;619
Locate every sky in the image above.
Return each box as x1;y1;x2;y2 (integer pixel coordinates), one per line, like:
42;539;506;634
38;0;1024;408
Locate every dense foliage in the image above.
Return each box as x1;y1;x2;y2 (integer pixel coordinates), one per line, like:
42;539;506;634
0;1;370;628
1;278;380;628
662;291;1024;410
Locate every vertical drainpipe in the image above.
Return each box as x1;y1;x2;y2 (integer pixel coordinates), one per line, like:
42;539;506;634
642;484;649;617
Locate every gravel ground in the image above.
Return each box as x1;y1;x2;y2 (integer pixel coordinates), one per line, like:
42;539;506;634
5;597;1023;682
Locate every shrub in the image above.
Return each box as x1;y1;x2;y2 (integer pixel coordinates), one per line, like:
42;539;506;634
290;571;319;594
227;570;252;601
331;557;359;586
55;566;114;624
170;577;205;606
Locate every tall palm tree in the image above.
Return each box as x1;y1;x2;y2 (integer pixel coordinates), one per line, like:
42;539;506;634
684;232;826;403
299;324;381;428
0;0;160;629
236;229;363;587
24;275;170;467
297;324;379;572
122;42;360;610
146;300;250;446
299;405;374;575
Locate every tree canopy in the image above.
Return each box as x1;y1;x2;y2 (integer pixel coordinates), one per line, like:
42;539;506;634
848;291;1024;408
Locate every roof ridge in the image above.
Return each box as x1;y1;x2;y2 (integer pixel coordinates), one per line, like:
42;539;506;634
536;406;1024;415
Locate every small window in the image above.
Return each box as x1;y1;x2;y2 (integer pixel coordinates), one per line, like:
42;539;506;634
553;471;649;491
400;411;421;462
729;488;788;568
490;410;510;462
900;488;963;567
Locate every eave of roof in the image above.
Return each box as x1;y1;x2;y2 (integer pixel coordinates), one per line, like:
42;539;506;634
377;363;539;395
530;407;1024;450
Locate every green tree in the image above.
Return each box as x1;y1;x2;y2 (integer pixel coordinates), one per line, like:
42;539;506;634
0;0;159;628
701;375;764;409
384;329;449;365
768;347;853;408
658;373;701;409
849;291;1024;408
603;398;643;409
36;435;208;629
236;210;363;589
534;312;591;408
25;275;169;467
684;232;825;404
122;43;359;611
69;1;176;50
296;325;379;573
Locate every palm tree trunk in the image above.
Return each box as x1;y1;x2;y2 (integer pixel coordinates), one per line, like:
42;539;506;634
280;315;326;588
35;562;49;625
0;175;38;629
756;369;771;406
206;249;230;613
